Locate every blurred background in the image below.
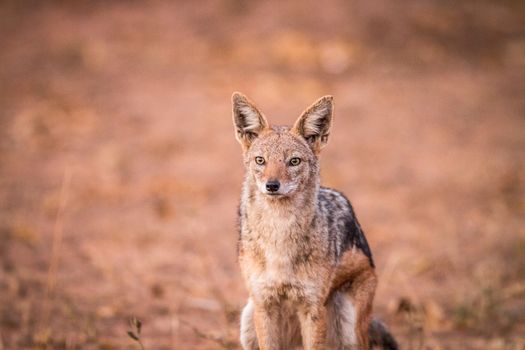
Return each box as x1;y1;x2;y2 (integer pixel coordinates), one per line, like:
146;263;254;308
0;0;524;349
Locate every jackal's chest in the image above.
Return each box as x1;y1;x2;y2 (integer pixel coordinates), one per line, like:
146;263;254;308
247;252;316;303
242;234;323;305
240;208;326;303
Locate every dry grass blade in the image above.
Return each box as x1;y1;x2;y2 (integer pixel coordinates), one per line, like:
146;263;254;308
180;319;236;349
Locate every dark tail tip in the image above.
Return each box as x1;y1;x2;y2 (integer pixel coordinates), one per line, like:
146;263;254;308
369;319;398;350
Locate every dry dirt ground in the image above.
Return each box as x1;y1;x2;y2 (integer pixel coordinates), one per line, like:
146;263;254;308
0;1;524;349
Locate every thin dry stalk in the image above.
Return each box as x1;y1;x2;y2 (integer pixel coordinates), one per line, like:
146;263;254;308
38;167;72;347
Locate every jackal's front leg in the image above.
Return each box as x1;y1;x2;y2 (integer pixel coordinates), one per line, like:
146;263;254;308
298;307;328;350
253;304;282;350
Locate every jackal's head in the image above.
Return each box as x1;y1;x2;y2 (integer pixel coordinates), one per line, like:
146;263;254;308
232;92;333;199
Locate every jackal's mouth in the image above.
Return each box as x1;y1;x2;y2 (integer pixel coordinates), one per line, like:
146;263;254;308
265;192;285;197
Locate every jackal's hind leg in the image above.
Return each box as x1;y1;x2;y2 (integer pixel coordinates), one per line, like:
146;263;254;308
327;292;359;349
240;299;259;350
350;270;377;349
327;270;377;349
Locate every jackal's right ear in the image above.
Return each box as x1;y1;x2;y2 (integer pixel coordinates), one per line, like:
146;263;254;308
292;95;333;154
232;92;268;149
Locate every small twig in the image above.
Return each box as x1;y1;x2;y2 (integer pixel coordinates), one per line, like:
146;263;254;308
405;308;424;350
127;316;145;350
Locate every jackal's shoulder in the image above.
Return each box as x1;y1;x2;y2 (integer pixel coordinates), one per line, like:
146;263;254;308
318;187;374;268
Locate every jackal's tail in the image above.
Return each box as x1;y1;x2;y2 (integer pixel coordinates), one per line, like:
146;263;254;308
369;319;398;350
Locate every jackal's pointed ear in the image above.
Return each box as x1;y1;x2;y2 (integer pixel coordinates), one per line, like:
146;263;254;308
292;95;333;154
232;92;269;149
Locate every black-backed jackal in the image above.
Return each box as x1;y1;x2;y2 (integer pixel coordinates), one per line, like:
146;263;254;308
233;92;398;350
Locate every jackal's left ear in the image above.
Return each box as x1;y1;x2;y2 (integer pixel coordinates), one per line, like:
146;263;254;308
292;95;333;154
232;92;269;150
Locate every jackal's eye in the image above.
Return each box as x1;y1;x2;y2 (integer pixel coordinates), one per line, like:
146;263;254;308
289;157;301;166
255;156;265;165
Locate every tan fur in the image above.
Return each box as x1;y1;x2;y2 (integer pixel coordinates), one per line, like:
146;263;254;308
233;92;384;350
330;249;377;349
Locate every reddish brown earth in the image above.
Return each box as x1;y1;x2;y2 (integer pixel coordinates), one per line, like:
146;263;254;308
0;1;524;349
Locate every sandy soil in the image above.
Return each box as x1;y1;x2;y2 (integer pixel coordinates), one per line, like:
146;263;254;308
0;1;524;349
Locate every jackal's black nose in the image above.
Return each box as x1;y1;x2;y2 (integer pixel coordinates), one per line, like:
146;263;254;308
266;180;280;193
